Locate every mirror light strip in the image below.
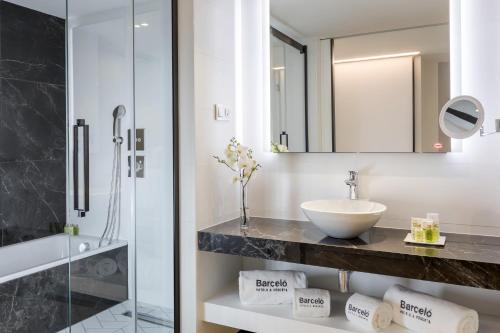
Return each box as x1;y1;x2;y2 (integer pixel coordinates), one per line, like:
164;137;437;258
334;51;421;64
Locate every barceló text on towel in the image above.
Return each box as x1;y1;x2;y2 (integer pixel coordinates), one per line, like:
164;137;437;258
293;288;331;318
383;285;479;333
239;270;307;305
345;293;393;330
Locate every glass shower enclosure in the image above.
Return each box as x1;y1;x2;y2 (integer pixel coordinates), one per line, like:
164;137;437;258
0;0;177;332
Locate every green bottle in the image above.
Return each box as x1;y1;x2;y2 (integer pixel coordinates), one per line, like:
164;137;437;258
426;213;440;243
423;219;438;243
411;218;424;242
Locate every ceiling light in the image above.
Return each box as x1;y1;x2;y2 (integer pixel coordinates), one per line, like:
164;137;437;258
141;23;149;27
134;24;141;28
272;66;285;70
334;51;421;64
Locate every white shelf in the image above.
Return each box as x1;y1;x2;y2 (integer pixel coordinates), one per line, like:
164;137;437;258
203;284;500;333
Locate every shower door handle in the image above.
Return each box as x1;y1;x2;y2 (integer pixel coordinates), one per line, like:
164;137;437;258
73;119;89;217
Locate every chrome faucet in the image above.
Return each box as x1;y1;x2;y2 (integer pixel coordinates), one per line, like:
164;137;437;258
345;170;359;200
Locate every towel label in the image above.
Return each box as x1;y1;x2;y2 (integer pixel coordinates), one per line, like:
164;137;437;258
400;300;432;324
297;297;327;310
347;304;370;321
255;279;288;292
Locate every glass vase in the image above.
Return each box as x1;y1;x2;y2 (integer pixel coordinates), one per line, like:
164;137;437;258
240;180;250;229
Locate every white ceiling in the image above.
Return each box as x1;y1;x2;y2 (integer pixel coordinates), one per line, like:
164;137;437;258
270;0;449;38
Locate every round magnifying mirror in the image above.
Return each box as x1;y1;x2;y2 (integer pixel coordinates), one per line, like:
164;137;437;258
439;95;485;139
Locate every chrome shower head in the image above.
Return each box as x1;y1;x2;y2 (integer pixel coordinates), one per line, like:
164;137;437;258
112;105;126;141
113;105;126;120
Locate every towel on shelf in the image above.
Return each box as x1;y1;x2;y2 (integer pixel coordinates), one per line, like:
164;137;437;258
293;288;331;318
239;270;307;305
383;284;479;333
345;293;393;331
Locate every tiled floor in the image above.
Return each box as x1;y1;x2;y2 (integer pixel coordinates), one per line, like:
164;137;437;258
58;301;173;333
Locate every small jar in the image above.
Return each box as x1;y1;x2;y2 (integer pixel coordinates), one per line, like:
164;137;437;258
422;219;435;243
426;213;440;242
411;217;424;242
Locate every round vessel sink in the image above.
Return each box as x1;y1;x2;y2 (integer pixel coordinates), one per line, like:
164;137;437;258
300;199;387;239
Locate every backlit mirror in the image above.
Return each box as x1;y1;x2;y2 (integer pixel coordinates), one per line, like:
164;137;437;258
439;96;485;139
269;0;450;153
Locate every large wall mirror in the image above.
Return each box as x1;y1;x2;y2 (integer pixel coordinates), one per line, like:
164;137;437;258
269;0;450;153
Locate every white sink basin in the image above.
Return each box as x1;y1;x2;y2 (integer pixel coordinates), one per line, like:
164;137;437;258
300;199;387;239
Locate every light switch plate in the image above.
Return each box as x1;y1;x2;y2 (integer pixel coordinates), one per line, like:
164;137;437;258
215;104;230;121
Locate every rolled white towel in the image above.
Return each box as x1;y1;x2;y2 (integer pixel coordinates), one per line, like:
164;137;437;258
293;288;331;318
345;293;393;331
239;270;307;305
383;285;479;333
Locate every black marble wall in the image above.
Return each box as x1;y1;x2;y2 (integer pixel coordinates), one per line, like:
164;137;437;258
0;245;128;333
0;1;66;246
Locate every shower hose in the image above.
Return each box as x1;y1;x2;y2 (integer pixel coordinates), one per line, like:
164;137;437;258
99;136;123;247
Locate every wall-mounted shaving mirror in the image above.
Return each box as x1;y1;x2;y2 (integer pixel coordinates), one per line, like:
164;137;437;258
269;0;450;153
439;96;485;139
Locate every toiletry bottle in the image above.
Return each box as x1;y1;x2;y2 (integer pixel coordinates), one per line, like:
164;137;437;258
422;219;435;243
426;213;440;242
411;218;424;242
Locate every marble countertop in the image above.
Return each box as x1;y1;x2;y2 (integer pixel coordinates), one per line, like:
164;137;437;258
198;217;500;290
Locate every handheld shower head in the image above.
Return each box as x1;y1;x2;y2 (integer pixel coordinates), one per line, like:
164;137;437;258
112;105;126;141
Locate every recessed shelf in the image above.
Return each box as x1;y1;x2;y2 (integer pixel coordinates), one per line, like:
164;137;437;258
203;283;500;333
198;218;500;290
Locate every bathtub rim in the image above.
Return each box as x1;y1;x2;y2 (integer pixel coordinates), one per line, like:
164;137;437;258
0;234;127;284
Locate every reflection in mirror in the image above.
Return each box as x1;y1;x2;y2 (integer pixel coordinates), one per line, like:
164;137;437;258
270;28;307;151
269;0;450;153
439;96;485;139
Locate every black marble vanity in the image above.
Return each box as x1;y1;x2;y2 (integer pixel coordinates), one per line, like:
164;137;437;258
198;218;500;290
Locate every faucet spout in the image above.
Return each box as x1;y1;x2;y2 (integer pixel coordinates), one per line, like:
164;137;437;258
345;170;359;200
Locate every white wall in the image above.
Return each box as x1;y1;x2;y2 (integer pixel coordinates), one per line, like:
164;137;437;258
240;0;500;317
180;0;243;332
178;0;197;331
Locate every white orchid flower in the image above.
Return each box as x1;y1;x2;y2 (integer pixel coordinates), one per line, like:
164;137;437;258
214;137;261;184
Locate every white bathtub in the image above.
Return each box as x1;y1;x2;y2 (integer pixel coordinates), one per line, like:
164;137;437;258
0;234;127;284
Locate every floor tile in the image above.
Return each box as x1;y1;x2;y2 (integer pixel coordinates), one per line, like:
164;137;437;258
56;300;172;333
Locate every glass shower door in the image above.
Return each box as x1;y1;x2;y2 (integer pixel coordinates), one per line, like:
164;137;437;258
133;0;176;331
65;0;177;332
66;0;136;331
